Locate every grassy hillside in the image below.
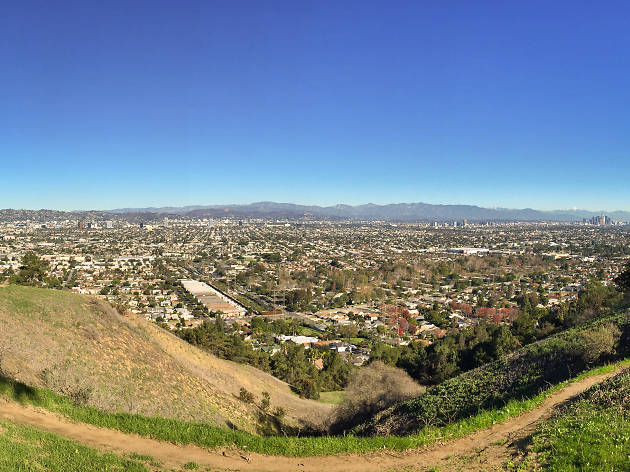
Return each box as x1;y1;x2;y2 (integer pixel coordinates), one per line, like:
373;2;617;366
358;310;630;436
528;366;630;471
0;420;154;471
1;359;626;458
0;285;331;432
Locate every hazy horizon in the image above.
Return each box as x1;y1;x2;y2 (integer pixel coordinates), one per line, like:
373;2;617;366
3;200;630;214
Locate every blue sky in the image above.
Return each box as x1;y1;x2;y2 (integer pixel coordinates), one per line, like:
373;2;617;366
2;1;630;211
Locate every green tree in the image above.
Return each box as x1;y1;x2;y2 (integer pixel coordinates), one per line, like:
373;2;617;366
615;263;630;293
9;252;49;286
427;339;459;384
512;311;537;344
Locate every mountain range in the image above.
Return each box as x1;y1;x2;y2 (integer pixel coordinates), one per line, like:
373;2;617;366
109;202;630;223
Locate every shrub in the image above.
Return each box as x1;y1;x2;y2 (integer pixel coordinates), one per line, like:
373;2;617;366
273;406;286;420
294;378;319;400
260;391;270;411
67;385;94;406
328;361;423;433
578;323;620;364
39;366;93;406
238;387;255;404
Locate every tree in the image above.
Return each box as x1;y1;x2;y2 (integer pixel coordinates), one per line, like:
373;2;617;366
427;339;459;383
512;311;537;344
321;351;351;390
615;263;630;293
9;252;49;286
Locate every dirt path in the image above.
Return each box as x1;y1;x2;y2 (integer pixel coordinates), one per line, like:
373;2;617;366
0;368;620;472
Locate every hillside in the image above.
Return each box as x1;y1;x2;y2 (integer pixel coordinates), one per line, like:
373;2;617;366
2;284;629;470
0;285;332;432
526;366;630;470
0;419;152;471
0;362;626;471
358;310;630;436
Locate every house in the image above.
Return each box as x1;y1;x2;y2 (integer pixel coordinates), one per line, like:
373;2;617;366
275;335;319;348
350;354;369;366
260;345;281;355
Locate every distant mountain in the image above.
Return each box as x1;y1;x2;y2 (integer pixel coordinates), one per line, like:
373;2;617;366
3;203;627;223
0;208;161;223
111;202;630;222
108;205;211;214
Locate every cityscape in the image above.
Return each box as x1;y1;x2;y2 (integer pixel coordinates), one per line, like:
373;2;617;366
2;211;628;380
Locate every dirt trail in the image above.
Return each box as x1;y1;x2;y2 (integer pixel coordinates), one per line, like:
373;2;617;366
0;368;620;472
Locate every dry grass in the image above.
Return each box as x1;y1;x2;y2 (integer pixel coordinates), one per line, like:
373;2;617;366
328;361;424;433
0;285;332;432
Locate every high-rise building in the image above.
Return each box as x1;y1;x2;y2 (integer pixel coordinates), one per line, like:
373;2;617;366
588;215;613;226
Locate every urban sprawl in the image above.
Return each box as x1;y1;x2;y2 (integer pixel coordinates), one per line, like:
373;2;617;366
1;214;627;371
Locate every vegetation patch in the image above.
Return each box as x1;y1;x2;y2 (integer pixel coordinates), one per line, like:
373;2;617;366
0;420;149;471
329;361;423;433
176;314;353;399
318;391;346;405
530;367;630;471
359;312;630;435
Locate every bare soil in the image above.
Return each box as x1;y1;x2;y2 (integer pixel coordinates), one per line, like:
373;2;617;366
0;367;621;471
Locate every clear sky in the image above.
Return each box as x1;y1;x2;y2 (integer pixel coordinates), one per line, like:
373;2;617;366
2;1;630;211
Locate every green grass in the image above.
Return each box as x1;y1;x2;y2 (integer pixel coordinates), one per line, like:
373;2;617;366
296;326;322;337
0;285;85;317
2;360;627;457
531;366;630;471
0;420;150;471
382;312;630;434
317;391;346;405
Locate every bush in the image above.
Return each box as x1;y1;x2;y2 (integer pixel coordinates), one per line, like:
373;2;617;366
260;391;270;411
578;323;620;364
238;387;255;404
39;366;94;406
273;406;286;420
328;361;423;433
67;385;94;406
294;378;319;400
